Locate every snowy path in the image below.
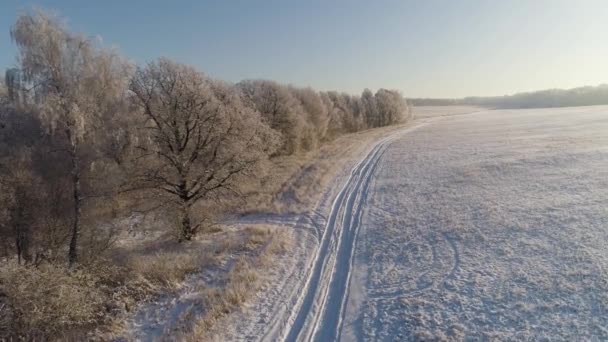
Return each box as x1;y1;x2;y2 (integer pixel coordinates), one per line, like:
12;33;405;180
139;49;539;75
283;128;409;342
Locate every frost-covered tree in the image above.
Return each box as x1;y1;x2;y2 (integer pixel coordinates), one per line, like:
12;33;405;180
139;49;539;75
361;88;379;127
237;80;305;155
130;59;279;241
0;76;7;106
0;85;75;265
375;89;409;126
8;10;132;265
323;91;351;135
289;87;329;138
345;94;365;132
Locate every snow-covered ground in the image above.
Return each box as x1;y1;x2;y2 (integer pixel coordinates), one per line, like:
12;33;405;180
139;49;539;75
410;105;486;119
130;105;608;341
343;106;608;341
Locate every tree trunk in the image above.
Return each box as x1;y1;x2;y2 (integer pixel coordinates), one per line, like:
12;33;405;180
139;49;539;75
15;224;30;265
14;208;23;265
68;136;82;267
13;200;30;265
15;226;22;265
179;202;194;242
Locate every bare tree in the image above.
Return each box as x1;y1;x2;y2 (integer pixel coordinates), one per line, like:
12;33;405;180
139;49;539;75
130;59;279;241
8;10;132;266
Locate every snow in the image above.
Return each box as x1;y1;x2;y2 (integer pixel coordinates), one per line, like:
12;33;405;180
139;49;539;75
128;105;608;341
411;105;486;119
344;105;608;340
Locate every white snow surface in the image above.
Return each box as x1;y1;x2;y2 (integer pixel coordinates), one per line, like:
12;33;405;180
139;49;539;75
340;106;608;341
135;106;608;341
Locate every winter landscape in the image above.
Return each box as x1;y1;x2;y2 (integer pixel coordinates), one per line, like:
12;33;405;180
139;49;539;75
1;1;608;341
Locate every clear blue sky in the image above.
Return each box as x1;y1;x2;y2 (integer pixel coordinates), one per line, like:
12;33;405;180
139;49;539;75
1;0;607;98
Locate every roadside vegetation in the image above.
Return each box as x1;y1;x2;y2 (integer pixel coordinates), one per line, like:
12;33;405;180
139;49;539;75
0;9;411;340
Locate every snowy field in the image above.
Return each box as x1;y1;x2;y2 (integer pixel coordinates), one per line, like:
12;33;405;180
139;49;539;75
136;106;608;341
343;106;608;340
411;105;487;118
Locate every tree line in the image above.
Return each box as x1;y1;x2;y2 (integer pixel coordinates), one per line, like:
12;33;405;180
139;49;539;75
410;84;608;109
0;10;411;266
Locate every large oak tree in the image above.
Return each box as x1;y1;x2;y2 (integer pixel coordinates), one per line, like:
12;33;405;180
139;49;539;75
129;59;279;241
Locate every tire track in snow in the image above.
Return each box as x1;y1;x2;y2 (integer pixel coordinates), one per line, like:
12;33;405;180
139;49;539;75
283;141;386;341
309;141;385;342
279;123;428;342
366;232;460;301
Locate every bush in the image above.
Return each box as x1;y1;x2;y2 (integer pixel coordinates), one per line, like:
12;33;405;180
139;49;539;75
0;262;106;339
0;250;210;340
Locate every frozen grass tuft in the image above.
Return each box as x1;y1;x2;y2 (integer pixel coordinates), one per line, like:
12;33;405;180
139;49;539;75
128;251;211;289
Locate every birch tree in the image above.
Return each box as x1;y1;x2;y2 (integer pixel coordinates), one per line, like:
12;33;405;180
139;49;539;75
9;10;131;265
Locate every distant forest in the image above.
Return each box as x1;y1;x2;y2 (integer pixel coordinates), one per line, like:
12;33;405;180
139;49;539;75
410;84;608;109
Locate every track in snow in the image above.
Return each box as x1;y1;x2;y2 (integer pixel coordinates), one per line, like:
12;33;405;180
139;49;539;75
280;124;427;342
284;138;386;341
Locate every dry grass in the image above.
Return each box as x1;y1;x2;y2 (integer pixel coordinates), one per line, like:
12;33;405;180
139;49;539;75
128;251;211;289
176;227;291;340
186;264;258;340
258;228;290;267
0;245;212;340
0;262;111;340
223;258;259;308
244;226;273;249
